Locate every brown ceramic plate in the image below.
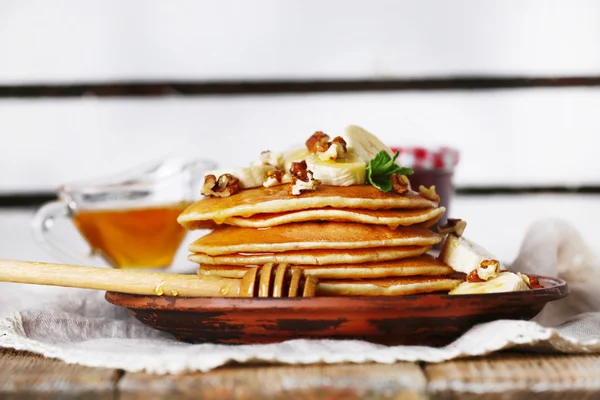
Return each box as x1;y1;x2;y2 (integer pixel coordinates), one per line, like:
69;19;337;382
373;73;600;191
106;275;567;347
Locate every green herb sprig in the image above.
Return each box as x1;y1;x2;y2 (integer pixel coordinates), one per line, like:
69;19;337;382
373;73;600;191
366;150;414;192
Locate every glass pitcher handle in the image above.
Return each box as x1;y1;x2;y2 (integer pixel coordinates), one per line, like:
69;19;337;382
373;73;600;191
31;200;97;265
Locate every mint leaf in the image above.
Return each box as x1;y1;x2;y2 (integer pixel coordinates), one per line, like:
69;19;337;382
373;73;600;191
366;150;414;192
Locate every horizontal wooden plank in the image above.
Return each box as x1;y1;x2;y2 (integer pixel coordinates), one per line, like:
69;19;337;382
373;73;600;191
0;350;597;400
3;77;600;98
0;348;119;400
425;354;600;399
0;88;597;190
2;1;600;83
119;363;426;400
5;349;596;399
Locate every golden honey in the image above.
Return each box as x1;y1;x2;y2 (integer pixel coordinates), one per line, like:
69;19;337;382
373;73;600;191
73;203;188;268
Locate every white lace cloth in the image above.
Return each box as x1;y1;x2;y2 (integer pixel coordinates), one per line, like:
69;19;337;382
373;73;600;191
0;219;599;374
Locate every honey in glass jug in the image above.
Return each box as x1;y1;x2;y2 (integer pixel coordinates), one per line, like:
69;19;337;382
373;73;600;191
32;158;216;269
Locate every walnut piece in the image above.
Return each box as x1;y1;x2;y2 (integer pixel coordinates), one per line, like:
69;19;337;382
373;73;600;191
290;160;311;182
288;160;321;195
391;174;410;194
477;260;501;280
466;260;501;283
316;136;348;161
306;132;348;161
201;173;241;197
289;171;321;195
419;185;441;203
517;272;543;289
437;218;467;237
528;275;542;289
305;131;331;153
202;174;217;194
466;270;484;283
331;136;347;152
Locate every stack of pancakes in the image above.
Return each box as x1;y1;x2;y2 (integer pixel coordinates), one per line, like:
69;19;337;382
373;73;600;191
178;185;462;296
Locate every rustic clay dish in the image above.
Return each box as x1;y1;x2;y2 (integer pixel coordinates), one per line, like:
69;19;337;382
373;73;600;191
105;275;567;346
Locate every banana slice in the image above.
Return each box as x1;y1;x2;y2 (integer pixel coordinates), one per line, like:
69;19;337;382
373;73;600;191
342;125;395;162
206;164;276;189
439;234;504;275
305;149;366;186
449;272;530;295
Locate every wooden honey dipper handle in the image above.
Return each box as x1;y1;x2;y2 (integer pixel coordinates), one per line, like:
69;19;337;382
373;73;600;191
0;259;242;297
0;260;318;298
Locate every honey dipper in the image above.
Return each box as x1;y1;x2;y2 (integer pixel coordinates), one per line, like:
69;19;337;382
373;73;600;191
0;260;318;298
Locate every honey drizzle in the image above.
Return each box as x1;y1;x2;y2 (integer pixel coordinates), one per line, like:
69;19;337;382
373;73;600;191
154;281;165;296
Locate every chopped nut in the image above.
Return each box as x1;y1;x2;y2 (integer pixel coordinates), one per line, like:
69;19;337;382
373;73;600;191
330;136;347;153
466;270;484;283
528;275;542;289
438;218;467;237
305;131;349;161
391;173;410;194
316;135;348;161
202;174;217;194
476;260;501;281
290;160;311;182
517;272;543;289
201;173;241;197
419;185;441;203
465;260;501;282
288;160;321;195
317;142;343;161
306;131;331;153
289;170;321;195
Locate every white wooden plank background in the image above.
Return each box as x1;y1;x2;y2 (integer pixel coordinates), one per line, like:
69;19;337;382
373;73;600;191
1;88;598;191
2;0;600;83
0;195;597;268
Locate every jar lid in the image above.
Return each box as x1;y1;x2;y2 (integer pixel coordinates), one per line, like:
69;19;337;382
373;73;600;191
390;146;460;171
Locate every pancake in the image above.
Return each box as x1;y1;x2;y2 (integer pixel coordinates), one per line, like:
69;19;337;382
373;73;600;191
178;185;438;229
185;207;445;230
197;254;454;279
189;245;430;266
189;222;441;256
316;276;462;296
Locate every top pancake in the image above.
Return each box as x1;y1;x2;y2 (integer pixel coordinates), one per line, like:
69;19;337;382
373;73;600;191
178;185;438;229
189;222;442;255
184;206;445;230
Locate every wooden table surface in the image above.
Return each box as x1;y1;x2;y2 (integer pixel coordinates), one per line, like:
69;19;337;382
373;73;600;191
1;348;599;400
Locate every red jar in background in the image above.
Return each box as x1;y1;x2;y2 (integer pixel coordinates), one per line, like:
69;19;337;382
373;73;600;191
390;146;460;228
